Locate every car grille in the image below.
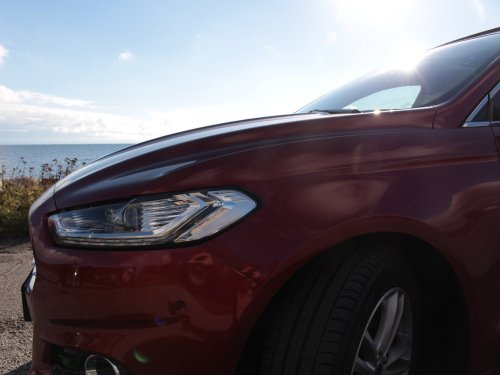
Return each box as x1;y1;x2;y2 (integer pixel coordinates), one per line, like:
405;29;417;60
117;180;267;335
51;346;88;375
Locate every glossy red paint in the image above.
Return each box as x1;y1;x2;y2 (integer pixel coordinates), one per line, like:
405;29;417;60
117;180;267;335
28;191;272;374
27;31;500;374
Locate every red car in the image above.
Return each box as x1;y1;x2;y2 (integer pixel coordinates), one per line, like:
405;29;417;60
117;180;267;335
25;28;500;375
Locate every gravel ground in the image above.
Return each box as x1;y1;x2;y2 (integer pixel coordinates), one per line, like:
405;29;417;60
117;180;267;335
0;240;33;375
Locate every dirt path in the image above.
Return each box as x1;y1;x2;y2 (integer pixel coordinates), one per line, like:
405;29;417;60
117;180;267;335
0;241;33;375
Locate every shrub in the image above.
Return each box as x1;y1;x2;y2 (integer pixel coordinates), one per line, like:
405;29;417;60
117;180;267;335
0;158;86;239
0;178;47;238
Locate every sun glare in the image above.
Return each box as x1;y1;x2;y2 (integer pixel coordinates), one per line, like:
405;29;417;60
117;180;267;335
387;44;427;71
335;0;414;24
391;45;426;71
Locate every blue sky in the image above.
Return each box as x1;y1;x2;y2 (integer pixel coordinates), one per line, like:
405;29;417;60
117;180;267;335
0;0;498;144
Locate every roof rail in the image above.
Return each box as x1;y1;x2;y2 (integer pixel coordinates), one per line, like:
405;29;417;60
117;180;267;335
437;27;500;48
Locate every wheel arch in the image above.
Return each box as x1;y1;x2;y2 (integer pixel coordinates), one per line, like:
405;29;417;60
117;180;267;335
236;232;469;374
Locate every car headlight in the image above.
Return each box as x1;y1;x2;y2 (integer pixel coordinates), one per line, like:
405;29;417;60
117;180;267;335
48;189;257;247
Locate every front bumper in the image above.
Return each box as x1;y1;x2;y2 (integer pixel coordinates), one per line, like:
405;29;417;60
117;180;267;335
26;243;270;375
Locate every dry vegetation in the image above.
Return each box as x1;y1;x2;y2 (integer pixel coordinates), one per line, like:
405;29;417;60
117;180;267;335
0;158;85;239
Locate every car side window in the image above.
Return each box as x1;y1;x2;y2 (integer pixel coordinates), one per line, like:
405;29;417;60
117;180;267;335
463;95;489;127
464;82;500;127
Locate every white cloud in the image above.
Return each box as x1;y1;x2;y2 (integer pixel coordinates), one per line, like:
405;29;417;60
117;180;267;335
0;85;147;143
118;50;135;61
0;77;300;144
0;85;21;103
0;44;9;65
263;44;279;56
21;90;91;108
0;84;269;144
0;85;92;108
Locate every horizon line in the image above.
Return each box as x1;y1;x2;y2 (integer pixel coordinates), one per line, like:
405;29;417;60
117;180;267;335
0;143;133;146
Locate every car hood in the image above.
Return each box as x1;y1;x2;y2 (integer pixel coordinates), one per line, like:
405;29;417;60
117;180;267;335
52;109;435;209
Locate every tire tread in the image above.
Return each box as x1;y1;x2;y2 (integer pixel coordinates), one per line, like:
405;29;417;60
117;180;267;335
260;244;392;375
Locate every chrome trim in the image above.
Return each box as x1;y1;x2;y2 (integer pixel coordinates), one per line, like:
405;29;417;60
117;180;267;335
490;82;500;126
463;121;490;128
27;262;36;293
463;95;489;126
84;355;120;375
491;81;500;98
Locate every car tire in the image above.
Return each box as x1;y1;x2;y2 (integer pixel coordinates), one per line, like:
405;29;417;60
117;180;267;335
259;243;421;375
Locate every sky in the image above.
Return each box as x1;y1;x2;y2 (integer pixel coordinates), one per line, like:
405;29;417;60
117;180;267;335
0;0;498;144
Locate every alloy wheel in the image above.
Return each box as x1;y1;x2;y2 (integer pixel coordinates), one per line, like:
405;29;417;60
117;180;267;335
351;287;413;375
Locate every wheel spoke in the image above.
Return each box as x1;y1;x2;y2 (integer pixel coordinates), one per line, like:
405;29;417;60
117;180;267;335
353;357;377;375
386;334;412;366
362;330;378;363
352;328;378;374
351;287;413;375
383;364;410;375
375;290;404;356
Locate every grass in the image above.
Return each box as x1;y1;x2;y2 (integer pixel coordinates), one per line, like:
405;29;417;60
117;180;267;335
0;158;86;239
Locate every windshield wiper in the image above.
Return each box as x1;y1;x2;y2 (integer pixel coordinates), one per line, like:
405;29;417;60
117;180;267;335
308;108;361;114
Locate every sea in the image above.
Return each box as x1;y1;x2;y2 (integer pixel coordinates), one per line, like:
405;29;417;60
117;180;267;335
0;144;132;178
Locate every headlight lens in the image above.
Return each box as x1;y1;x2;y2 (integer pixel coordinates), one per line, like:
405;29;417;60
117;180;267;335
49;189;257;247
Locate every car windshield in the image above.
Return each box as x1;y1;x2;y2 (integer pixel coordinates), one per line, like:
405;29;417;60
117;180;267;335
297;32;500;114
